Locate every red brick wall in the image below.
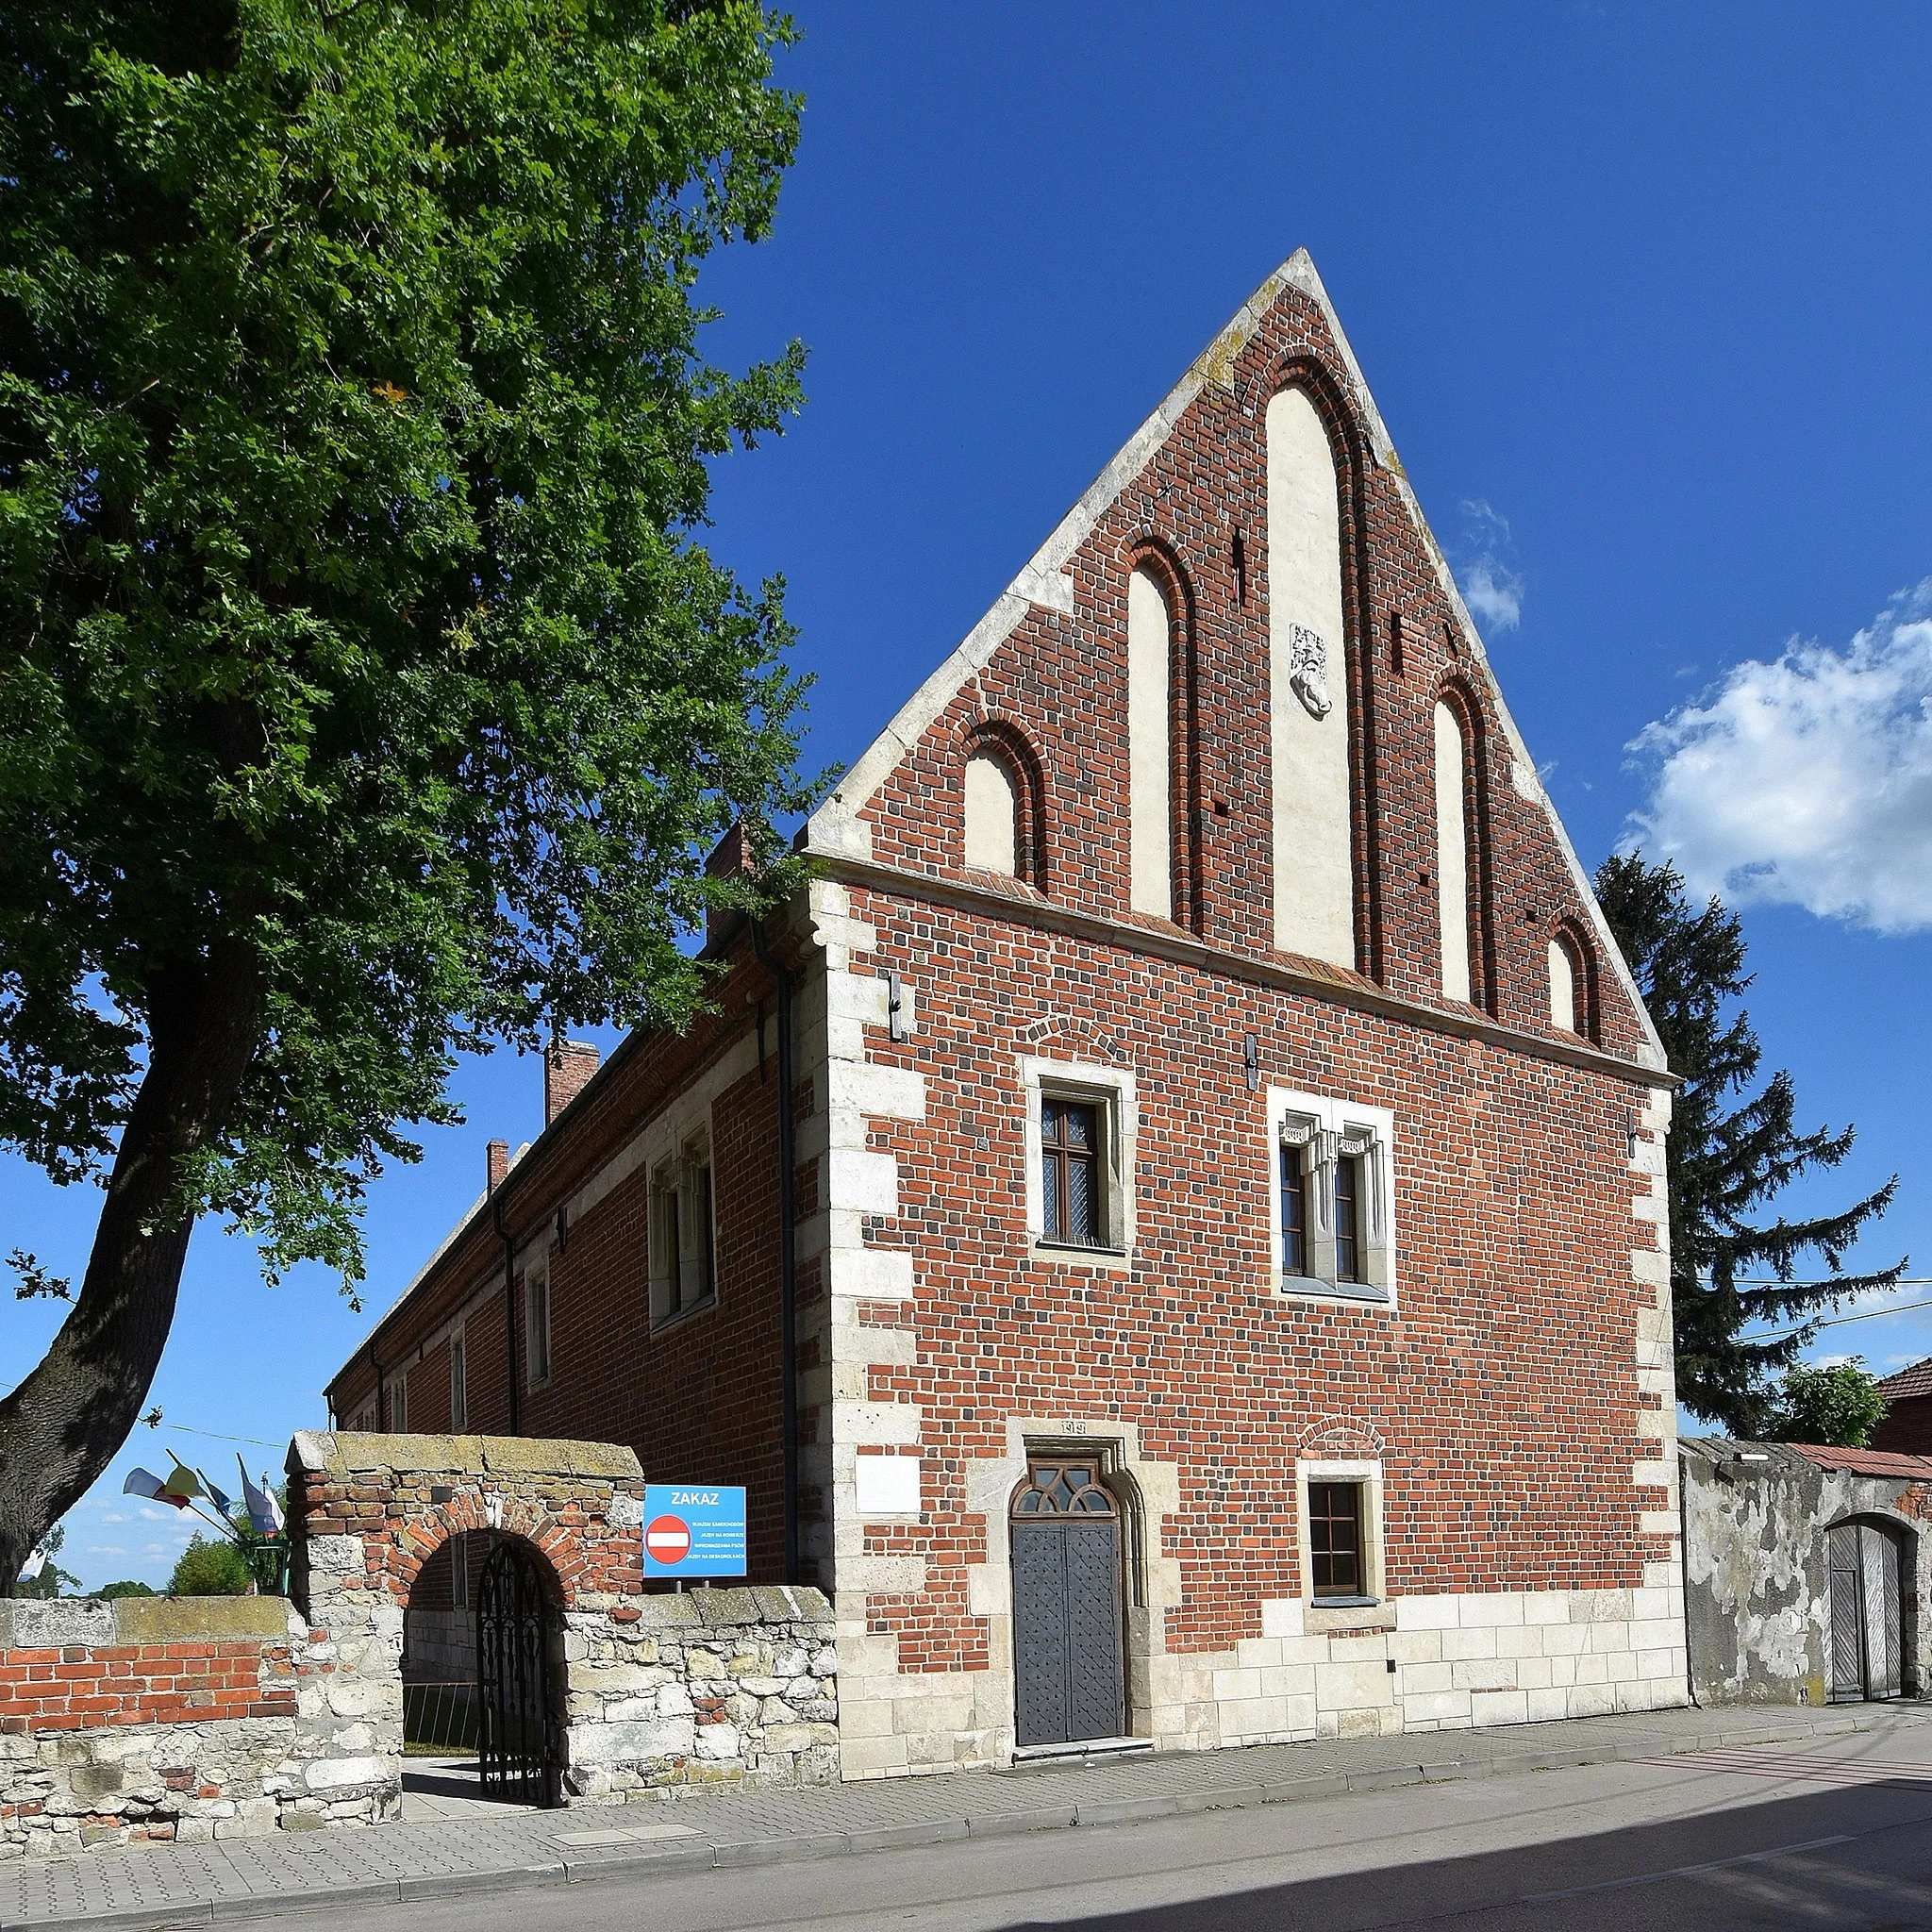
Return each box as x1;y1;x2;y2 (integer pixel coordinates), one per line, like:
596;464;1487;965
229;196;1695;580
330;976;799;1586
1874;1395;1932;1456
858;283;1647;1061
0;1638;296;1734
846;887;1662;1667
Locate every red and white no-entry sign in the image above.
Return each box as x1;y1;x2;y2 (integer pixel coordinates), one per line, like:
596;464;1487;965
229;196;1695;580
645;1514;691;1565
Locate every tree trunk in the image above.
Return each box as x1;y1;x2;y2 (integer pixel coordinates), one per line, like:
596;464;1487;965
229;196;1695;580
0;942;262;1592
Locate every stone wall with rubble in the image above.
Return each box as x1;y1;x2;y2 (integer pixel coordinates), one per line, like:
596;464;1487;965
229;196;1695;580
0;1593;384;1858
0;1431;839;1859
291;1431;837;1806
565;1584;837;1796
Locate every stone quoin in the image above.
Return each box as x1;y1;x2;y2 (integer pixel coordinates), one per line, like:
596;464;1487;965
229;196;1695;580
328;251;1687;1779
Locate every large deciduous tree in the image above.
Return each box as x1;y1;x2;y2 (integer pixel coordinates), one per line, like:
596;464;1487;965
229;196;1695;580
0;0;817;1588
1594;854;1903;1436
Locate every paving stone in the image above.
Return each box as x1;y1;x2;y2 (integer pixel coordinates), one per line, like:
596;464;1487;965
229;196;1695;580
1;1702;1924;1928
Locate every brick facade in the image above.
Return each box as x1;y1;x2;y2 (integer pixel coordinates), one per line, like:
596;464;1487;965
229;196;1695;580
329;250;1686;1780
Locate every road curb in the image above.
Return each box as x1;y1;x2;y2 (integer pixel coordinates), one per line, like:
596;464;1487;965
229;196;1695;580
8;1709;1927;1929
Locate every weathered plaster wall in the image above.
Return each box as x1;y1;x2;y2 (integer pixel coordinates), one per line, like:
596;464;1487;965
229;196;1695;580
1680;1439;1930;1707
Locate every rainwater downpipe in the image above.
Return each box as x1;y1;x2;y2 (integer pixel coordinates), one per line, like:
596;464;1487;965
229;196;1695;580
749;918;800;1586
493;1190;521;1436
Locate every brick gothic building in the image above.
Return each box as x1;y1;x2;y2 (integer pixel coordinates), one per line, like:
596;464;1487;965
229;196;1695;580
326;252;1688;1776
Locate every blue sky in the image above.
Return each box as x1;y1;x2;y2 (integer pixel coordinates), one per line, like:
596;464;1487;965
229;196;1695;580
9;4;1930;1590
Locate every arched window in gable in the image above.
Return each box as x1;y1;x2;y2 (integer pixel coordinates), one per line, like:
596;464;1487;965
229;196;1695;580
1548;922;1593;1040
959;722;1048;891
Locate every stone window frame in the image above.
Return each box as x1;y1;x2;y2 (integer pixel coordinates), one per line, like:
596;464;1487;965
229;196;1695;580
648;1116;718;1332
1266;1084;1397;1309
1019;1055;1138;1274
1294;1456;1387;1622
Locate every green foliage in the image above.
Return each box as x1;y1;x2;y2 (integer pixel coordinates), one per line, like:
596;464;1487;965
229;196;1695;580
168;1533;253;1597
0;0;819;1295
1766;1359;1888;1449
98;1579;157;1599
1595;855;1903;1434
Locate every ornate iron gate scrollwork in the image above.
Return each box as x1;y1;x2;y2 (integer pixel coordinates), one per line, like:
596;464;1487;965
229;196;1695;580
477;1540;560;1806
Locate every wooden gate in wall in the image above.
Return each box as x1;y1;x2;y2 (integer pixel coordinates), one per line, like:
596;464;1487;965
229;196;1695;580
1010;1460;1125;1749
1826;1519;1904;1703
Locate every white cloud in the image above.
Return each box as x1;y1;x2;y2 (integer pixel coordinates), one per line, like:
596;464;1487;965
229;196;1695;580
1455;500;1524;633
86;1545;127;1557
1624;581;1932;933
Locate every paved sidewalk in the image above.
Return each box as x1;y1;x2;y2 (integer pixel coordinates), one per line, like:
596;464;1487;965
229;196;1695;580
7;1701;1927;1931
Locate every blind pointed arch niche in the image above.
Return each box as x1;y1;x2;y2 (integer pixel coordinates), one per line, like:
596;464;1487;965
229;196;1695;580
1126;565;1174;919
1265;386;1354;967
964;751;1021;875
1433;698;1473;1004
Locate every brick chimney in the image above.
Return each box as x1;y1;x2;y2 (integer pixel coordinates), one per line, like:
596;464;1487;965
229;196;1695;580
544;1041;601;1125
486;1138;508;1194
705;821;757;943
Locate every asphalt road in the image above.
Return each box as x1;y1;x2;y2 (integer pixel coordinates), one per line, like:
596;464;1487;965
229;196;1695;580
317;1726;1932;1931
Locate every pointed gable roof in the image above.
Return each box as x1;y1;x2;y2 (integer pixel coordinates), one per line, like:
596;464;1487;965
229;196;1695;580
806;250;1665;1074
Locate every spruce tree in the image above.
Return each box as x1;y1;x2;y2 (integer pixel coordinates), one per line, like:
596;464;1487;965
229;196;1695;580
1594;854;1903;1436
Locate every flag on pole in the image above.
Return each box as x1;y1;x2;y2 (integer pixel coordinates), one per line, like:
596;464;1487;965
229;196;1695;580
198;1470;233;1518
123;1468;176;1507
239;1461;283;1537
17;1546;45;1583
161;1461;204;1508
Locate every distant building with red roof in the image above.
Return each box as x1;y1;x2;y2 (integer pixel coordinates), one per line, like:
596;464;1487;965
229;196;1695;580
1871;1357;1932;1456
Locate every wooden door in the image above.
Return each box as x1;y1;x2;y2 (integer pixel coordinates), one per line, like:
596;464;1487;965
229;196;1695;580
1010;1461;1125;1748
1827;1523;1864;1701
1826;1519;1905;1703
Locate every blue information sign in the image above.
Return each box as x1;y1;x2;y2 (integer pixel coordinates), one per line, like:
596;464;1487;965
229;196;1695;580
642;1484;747;1579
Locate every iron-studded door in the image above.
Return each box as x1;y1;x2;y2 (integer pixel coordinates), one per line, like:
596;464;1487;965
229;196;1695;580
477;1539;561;1806
1010;1460;1124;1749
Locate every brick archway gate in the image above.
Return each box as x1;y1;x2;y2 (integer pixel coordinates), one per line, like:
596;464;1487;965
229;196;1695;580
288;1431;644;1815
286;1431;839;1815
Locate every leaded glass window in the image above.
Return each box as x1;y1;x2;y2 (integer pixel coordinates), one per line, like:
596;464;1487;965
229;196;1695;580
1280;1142;1307;1274
1334;1154;1361;1282
1042;1098;1102;1244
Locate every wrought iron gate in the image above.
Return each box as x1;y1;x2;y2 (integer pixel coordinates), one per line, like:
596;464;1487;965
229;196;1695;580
1827;1519;1903;1703
1010;1460;1125;1749
477;1539;561;1806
